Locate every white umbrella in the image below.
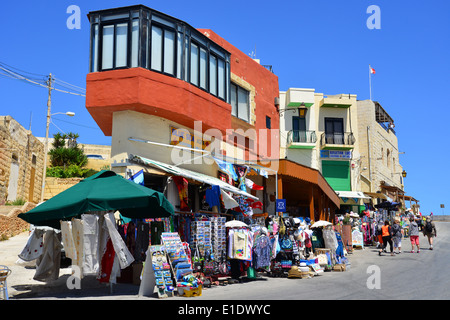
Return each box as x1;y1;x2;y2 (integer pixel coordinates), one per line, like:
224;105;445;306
225;220;248;228
310;220;332;228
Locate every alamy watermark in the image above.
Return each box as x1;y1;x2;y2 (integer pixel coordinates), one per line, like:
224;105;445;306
367;5;381;30
67;5;81;30
66;265;82;289
366;265;381;289
169;121;280;171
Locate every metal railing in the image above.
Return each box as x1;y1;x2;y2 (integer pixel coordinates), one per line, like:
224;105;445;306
320;132;355;146
287;130;317;145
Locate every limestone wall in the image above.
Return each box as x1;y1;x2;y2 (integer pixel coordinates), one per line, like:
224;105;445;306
0;116;44;204
43;177;82;201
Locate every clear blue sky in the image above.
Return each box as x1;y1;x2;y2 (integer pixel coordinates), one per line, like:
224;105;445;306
1;1;449;215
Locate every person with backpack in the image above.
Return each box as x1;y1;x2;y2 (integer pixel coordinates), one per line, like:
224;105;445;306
379;220;394;256
409;216;420;253
422;216;437;250
392;218;403;254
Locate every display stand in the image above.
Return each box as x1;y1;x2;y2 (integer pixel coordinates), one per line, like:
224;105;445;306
138;245;175;298
161;232;192;284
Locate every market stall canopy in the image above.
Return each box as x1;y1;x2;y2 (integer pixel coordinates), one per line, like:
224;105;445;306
375;201;401;209
129;154;258;200
19;170;174;229
225;220;248;228
363;192;392;201
335;191;371;199
310;220;332;228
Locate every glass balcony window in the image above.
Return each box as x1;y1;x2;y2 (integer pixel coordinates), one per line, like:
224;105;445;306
89;5;231;103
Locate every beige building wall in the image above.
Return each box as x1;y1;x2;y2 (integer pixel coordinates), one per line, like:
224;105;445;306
279;89;362;192
110;110;248;177
314;93;362;192
356;100;403;193
279;88;318;169
0;116;44;204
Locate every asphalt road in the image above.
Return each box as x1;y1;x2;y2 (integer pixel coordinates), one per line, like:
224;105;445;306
1;222;448;300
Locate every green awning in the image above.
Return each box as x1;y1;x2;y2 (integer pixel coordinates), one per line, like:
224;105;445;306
286;102;314;108
19;170;174;229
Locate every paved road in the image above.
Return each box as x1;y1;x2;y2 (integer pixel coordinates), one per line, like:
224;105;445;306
1;222;449;300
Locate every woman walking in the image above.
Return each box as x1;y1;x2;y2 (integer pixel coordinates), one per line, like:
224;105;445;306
409;216;420;253
422;216;437;250
392;218;403;254
379;220;394;256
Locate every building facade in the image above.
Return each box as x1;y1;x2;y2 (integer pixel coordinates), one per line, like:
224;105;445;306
356;100;411;211
279;88;367;215
85;5;280;215
0;116;44;204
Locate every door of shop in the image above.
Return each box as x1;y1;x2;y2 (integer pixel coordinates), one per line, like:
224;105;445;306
321;160;351;191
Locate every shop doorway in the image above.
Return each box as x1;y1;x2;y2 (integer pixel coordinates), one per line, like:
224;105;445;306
150;221;165;245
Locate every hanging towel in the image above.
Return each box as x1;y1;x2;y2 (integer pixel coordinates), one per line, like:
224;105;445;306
98;238;115;283
220;189;239;209
72;218;85;276
104;212;134;269
18;228;45;262
173;176;189;211
245;178;264;191
60;221;76;261
33;230;62;282
213;157;239;181
81;214;100;275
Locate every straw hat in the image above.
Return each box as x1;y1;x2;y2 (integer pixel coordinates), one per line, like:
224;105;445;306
288;266;302;278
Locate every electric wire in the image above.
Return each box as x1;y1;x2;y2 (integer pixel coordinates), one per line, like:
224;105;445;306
0;62;86;97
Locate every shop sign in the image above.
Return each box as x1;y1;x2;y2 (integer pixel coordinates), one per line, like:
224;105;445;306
276;199;286;212
320;150;352;159
170;126;211;150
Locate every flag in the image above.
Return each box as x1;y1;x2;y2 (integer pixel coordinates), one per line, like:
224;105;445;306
129;169;144;185
370;66;376;74
245;178;264;191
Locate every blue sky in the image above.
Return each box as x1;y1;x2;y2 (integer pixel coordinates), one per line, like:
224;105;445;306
1;1;449;215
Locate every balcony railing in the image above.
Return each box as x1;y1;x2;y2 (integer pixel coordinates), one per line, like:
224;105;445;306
287;130;317;145
320;132;355;146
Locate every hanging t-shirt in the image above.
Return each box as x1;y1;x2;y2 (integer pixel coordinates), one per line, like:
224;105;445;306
253;235;271;269
173;176;189;211
205;185;221;208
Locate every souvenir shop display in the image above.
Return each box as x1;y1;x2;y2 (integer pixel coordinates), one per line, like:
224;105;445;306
210;216;227;263
19;211;136;288
160;232;192;282
352;229;364;248
190;219;212;258
149;245;175;298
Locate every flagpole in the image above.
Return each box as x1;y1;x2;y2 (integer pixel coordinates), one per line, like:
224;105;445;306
369;64;372;101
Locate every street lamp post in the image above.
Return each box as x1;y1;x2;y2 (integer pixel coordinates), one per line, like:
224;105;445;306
39;109;75;202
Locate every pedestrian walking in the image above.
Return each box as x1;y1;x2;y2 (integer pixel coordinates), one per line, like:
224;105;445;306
392;218;403;254
422;216;437;250
379;220;394;256
409;216;420;253
375;218;384;249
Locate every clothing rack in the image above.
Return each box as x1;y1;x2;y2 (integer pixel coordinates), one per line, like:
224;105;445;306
174;210;233;217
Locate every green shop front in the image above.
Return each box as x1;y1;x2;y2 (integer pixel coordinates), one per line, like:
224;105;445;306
320;150;368;215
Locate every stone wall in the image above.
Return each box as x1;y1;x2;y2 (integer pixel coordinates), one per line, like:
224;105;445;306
0;116;44;204
0;202;36;239
356;101;402;193
44;177;82;201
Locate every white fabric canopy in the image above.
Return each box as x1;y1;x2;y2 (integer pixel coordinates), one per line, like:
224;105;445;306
131;155;259;200
335;191;371;199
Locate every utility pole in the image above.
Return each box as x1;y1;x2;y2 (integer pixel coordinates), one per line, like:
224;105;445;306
40;73;53;202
